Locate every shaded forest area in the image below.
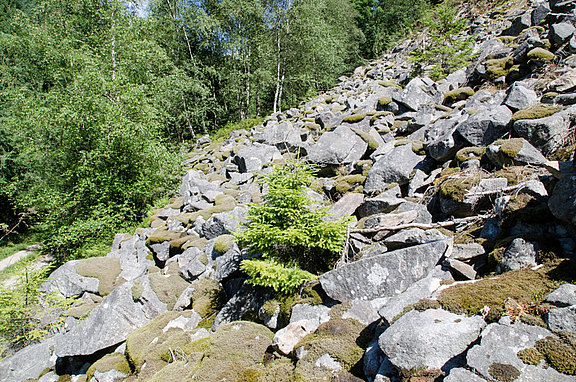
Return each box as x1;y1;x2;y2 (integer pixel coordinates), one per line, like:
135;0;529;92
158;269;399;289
0;0;433;261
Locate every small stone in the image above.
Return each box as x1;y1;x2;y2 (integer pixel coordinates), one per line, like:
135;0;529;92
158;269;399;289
546;284;576;307
500;238;538;272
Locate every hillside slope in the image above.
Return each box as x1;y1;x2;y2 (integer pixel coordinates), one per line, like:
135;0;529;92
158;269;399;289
2;0;576;381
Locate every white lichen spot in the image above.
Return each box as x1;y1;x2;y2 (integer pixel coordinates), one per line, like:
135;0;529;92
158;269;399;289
367;264;389;286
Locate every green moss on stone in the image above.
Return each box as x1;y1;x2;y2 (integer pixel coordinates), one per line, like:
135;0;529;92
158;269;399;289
438;176;483;203
378;80;401;88
149;273;191;310
511;104;563;122
437;267;560;322
146;227;182;246
535;335;576;375
350;127;379;150
86;353;131;381
485;56;514;80
455;147;486;162
498;36;515;44
488;362;520;381
527;47;555;61
517;348;544;366
213;234;235;254
334;174;367;194
343;113;368;124
444;87;475;104
413;299;442;311
76;257;122;296
493;138;525;159
378;96;392;107
189;278;224;318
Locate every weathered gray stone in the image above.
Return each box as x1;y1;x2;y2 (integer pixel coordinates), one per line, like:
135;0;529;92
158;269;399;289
383;228;447;249
445;258;477;280
378;267;452;325
273;320;319;356
55;283;151;357
548;69;576;93
319;240;452;302
467;319;574;381
513;37;546;63
212;283;274;330
326;193;364;221
531;3;551;26
444;368;487;382
546;305;576;332
378;309;486;370
180;169;221;208
39;261;99;298
550;22;576;46
202;206;247;240
456;105;512;146
149;241;171;262
253;120;302;149
500;238;538;272
307;125;368;165
546;283;576;307
392;77;443;111
502;12;531;36
208;243;242;282
0;336;57;382
358;185;403;217
549;174;576;225
363;210;418;230
504;83;538;111
234;144;282;173
177;247;207;281
424;112;467;161
486;138;547;167
342;298;389;325
364;144;424;193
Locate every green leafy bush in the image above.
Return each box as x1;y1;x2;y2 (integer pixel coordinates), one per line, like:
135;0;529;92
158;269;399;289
240;259;318;295
235;161;349;294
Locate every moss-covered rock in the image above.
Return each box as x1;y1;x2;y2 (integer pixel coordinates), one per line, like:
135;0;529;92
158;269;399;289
517;347;545;366
174;195;237;226
444;87;475;104
350;127;379;151
86;353;131;381
293;318;370;382
511;104;563;122
527;47;555;61
343;113;368;124
213;234;235;254
438;176;483;203
334;174;366;194
484;56;514;80
76;257;123;296
149;273;190;310
378;96;392;107
187;321;274;382
535;335;576;375
437;267;560;322
146;227;182;246
455;146;486;162
378;80;401;88
125;311;201;375
188;278;224;318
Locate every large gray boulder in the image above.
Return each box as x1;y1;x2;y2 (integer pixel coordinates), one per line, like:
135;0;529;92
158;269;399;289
179;169;222;208
549;174;576;225
307;125;368;165
319;240;452;302
253;120;302;150
467;318;574;381
378;309;486;370
202;206;247;240
504;83;538;111
234;144;282;173
39;260;99;298
546;284;576;307
486;138;547;167
444;368;487;382
456;105;512;146
514;105;576;156
54;283;152;357
0;336;57;382
550;22;576;47
364;144;424;193
392;77;443;111
424;112;468;161
546;305;576;332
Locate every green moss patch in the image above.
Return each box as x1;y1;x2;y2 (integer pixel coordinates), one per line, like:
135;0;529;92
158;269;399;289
378;80;401;88
149;273;190;310
511;104;563;122
343;113;368;124
535;334;576;375
213;234;235;254
146;227;182;246
517;348;544;366
455;146;486;162
76;257;122;296
437;267;560;322
438;176;483;203
350;127;379;150
294;318;370;381
488;362;520;381
334;174;366;194
86;353;131;381
527;48;555;61
174;195;237;226
188;321;274;382
188;278;224;318
444;87;475;104
484;56;514;80
378;96;392;107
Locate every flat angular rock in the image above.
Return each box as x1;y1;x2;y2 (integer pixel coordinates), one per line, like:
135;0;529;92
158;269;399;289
39;261;99;298
383;228;447;249
392;77;443;111
549;174;576;225
307;125;368;165
445;258;477;280
202;206;247;240
548;69;576;93
546;284;576;307
504;83;538;111
551;22;576;46
378;267;452;325
500;238;537;272
327;193;364;221
424;112;467;161
449;243;486;261
234;144;282;173
502;12;531;36
363;210;418;230
55;283;151;357
531;3;550;26
364;144;424;193
456;105;512;146
444;368;487;382
486;138;547;167
467;319;574;381
253;120;302;149
378;309;486;370
0;336;57;382
319;240;452;302
546;305;576;332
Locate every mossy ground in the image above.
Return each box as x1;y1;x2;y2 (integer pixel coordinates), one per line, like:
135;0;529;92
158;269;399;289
437;264;565;322
334;174;366;194
75;257;122;296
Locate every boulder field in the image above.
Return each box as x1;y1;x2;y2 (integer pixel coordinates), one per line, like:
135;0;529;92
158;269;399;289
2;0;576;381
